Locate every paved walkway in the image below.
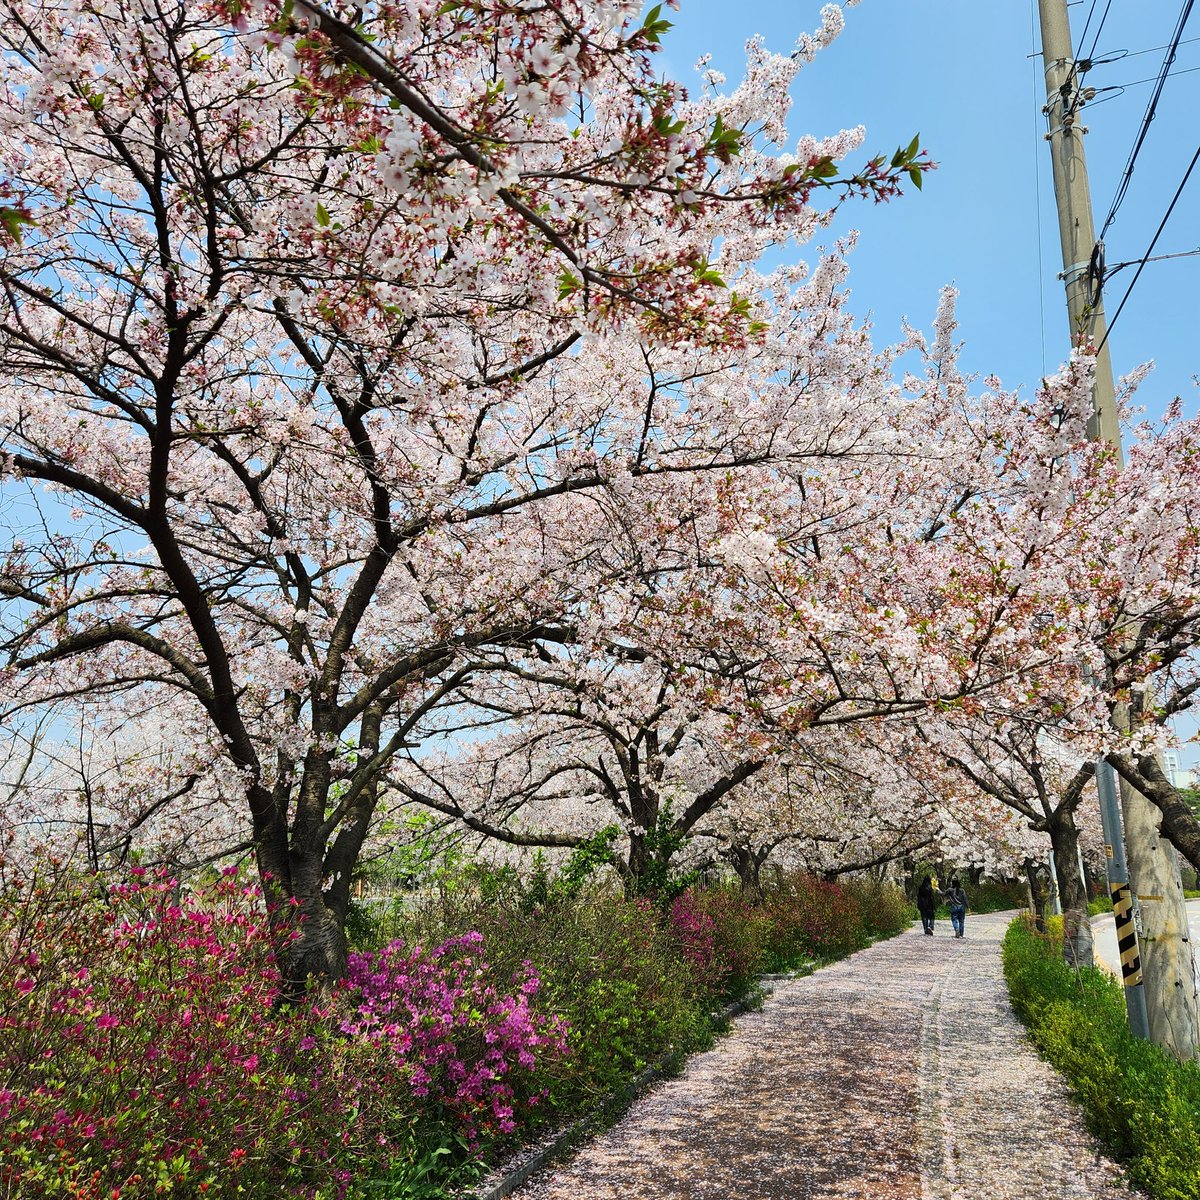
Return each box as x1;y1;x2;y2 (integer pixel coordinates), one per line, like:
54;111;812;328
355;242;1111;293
512;913;1138;1200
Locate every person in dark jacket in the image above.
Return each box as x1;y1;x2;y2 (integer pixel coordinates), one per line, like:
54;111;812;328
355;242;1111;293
948;877;969;938
916;876;937;935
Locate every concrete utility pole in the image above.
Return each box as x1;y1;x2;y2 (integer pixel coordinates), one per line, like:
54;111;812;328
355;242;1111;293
1038;0;1200;1061
1096;759;1150;1038
1037;0;1121;447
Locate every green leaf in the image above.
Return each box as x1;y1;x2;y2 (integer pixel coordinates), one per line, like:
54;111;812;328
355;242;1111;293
707;114;743;163
908;166;923;190
557;269;582;300
906;131;921;159
0;207;35;245
315;202;330;227
640;2;672;44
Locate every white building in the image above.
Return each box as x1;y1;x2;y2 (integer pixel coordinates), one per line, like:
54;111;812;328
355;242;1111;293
1162;748;1195;791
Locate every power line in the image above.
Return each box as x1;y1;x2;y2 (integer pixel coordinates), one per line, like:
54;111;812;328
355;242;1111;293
1061;1;1115;124
1117;61;1200;87
1087;61;1200;108
1076;0;1101;57
1118;34;1200;59
1082;0;1115;64
1097;142;1200;354
1104;246;1200;276
1100;0;1197;240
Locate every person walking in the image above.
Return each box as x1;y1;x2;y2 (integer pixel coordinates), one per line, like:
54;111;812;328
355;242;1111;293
947;876;969;938
916;876;937;935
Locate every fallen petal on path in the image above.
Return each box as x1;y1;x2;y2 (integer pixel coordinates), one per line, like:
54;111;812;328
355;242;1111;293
512;914;1139;1200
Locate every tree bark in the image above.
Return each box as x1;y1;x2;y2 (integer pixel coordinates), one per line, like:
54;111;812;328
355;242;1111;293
1048;806;1093;969
1025;857;1048;933
1110;752;1200;874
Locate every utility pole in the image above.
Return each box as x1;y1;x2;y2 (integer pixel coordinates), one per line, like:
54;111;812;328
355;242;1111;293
1037;0;1120;448
1039;0;1200;1061
1096;759;1150;1038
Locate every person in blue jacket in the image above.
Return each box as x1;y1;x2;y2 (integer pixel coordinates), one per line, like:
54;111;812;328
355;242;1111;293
947;876;969;938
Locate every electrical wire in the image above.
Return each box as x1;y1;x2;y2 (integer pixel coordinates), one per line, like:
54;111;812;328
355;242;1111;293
1061;0;1114;122
1075;0;1101;59
1097;142;1200;354
1099;0;1196;239
1118;34;1200;59
1082;0;1115;65
1086;61;1200;108
1104;246;1200;276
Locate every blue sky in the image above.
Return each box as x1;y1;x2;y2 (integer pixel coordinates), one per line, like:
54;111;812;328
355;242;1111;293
663;0;1200;768
661;0;1200;420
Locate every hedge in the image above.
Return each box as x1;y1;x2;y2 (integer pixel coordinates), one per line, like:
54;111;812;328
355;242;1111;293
1003;916;1200;1200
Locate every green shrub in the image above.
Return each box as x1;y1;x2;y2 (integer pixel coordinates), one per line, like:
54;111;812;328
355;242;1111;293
683;886;771;996
767;875;845;963
842;877;914;940
530;891;709;1109
1003;916;1200;1200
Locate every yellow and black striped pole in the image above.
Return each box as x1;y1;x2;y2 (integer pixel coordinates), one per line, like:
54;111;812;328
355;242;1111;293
1110;882;1142;983
1097;759;1150;1038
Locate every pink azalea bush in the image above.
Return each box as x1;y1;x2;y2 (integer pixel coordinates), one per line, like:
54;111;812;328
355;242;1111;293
0;864;567;1199
341;934;568;1144
669;888;770;996
667;890;722;992
0;864;398;1198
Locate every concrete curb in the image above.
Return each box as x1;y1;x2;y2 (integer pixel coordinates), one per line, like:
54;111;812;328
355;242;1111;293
469;972;804;1200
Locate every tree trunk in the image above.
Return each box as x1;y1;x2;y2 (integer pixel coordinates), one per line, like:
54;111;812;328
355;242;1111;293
277;848;348;1000
1048;806;1093;969
728;844;765;900
1111;752;1200;874
624;828;650;895
1025;857;1047;933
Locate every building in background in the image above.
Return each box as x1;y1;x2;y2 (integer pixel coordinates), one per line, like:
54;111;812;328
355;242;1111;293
1162;748;1195;791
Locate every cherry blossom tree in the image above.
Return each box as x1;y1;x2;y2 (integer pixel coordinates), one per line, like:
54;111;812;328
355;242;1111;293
0;0;930;983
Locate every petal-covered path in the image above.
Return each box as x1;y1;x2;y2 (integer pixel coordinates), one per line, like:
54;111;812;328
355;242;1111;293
511;912;1138;1200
